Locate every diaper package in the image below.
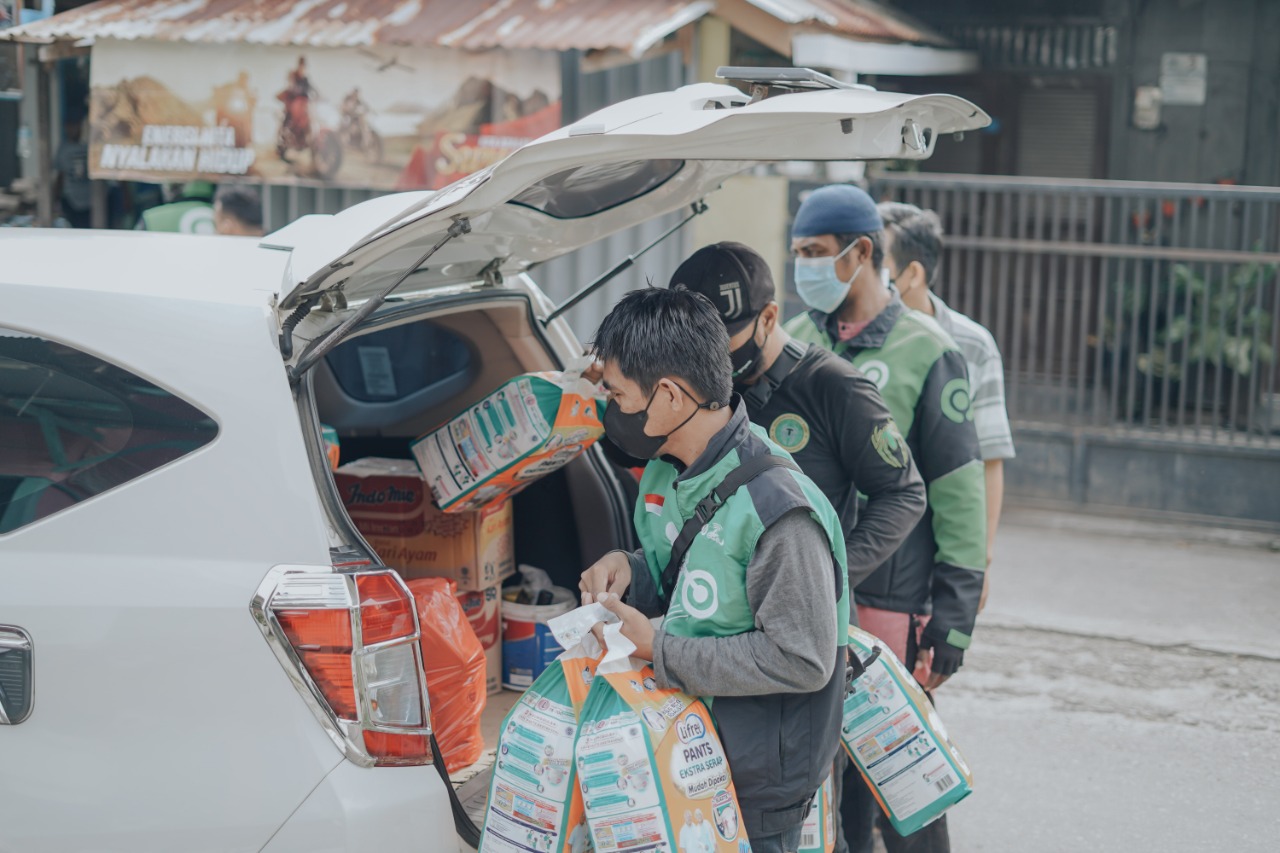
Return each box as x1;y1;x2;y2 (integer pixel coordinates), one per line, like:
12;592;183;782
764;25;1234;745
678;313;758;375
798;775;835;853
574;624;752;853
478;605;616;853
840;626;973;837
412;366;604;514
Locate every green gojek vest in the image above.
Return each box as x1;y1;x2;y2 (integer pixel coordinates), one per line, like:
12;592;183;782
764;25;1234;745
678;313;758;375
786;309;951;439
634;423;850;640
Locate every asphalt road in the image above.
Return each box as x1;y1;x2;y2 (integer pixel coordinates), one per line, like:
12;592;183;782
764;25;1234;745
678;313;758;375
936;509;1280;852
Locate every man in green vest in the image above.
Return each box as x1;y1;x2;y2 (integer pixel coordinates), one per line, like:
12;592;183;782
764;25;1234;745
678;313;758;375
136;181;216;233
580;287;850;853
784;185;987;853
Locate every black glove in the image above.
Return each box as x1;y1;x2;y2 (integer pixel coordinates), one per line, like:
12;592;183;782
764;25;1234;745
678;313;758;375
919;631;964;678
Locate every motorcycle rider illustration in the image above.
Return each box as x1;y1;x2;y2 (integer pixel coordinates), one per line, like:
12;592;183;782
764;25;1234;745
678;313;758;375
277;56;318;163
340;86;383;162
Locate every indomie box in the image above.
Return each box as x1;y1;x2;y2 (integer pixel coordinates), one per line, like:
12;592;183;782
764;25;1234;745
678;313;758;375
458;583;503;696
334;457;514;592
411;370;604;514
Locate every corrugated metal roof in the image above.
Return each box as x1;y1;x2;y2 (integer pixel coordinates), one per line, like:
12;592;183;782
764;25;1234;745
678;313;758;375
2;0;948;51
1;0;704;53
768;0;948;45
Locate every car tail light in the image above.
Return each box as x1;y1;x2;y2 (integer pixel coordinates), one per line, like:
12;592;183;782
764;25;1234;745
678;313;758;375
252;568;432;767
356;573;416;646
275;608;358;719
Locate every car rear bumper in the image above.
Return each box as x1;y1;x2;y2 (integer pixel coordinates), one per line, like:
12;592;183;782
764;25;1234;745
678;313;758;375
260;760;459;852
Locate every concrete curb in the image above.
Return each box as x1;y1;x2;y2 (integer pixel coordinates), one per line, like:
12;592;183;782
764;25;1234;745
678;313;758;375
1001;506;1280;552
977;614;1280;663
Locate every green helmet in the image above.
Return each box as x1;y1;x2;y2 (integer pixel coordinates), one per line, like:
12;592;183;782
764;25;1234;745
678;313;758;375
181;180;215;201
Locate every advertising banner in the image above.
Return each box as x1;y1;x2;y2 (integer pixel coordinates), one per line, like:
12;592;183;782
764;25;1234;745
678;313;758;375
88;38;561;189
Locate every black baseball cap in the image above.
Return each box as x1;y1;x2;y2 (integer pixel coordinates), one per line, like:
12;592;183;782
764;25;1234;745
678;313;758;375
667;242;777;334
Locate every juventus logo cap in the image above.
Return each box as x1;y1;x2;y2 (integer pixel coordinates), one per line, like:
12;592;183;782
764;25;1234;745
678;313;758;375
668;241;777;334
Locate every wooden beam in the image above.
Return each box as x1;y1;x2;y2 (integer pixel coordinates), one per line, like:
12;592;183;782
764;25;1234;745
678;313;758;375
36;40;91;63
713;0;794;59
34;60;52;227
695;16;731;85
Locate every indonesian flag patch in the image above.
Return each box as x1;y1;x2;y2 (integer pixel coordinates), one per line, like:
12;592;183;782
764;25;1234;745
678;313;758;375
644;494;665;516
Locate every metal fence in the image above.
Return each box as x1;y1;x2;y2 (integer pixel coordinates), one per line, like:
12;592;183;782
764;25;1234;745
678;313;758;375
873;173;1280;450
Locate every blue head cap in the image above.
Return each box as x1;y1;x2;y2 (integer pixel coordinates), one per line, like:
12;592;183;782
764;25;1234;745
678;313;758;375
792;184;883;240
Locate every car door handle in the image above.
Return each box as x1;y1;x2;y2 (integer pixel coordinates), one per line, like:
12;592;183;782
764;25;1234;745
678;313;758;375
0;625;34;725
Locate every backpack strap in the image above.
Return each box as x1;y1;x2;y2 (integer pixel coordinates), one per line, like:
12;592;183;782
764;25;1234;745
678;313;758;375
658;453;800;602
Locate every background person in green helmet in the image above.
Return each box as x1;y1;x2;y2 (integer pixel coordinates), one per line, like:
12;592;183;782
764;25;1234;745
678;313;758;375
136;181;216;233
784;184;988;853
580;287;850;853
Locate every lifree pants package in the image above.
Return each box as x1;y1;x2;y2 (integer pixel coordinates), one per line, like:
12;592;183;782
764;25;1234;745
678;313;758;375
574;624;752;853
840;626;973;837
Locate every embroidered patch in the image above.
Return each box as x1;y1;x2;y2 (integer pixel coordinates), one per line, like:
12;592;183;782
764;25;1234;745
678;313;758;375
871;419;909;469
769;413;811;453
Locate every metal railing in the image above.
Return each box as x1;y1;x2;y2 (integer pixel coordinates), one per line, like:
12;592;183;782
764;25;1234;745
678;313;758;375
872;173;1280;450
944;22;1119;71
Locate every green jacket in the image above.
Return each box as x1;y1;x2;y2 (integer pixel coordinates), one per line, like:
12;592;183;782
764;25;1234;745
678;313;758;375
786;299;987;654
138;200;215;234
625;399;850;823
635;417;851;639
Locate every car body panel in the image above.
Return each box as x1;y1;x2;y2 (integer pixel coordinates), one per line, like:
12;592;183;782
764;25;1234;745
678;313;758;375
258;761;456;853
1;265;343;850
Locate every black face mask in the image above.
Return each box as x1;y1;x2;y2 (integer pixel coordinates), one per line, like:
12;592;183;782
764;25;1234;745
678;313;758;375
730;315;767;383
603;381;718;461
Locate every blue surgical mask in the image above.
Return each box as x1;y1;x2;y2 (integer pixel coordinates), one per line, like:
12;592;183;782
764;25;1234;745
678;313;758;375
793;241;862;314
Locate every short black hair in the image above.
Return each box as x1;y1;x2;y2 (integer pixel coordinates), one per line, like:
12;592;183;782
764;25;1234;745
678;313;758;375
214;184;263;229
833;231;885;270
592;287;732;405
878;202;943;284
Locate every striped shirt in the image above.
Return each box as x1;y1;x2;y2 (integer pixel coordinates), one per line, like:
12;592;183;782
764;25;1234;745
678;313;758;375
929;293;1016;460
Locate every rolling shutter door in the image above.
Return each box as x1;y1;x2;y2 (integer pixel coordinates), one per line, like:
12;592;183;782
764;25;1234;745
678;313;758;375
1016;88;1100;178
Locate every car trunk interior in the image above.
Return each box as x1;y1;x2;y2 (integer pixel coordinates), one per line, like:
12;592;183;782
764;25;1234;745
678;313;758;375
313;296;633;588
305;294;637;814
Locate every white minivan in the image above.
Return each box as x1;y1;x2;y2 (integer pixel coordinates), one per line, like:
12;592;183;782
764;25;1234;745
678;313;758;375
0;72;988;852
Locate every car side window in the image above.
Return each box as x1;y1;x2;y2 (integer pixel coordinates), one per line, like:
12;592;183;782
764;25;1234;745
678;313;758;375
0;328;218;535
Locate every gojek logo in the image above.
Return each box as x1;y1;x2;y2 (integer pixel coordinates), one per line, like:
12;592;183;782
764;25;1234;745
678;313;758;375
859;359;890;389
680;570;719;619
676;713;707;744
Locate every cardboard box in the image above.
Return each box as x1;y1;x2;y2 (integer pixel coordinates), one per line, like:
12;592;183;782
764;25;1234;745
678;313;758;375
411;371;604;514
457;583;503;696
334;457;514;592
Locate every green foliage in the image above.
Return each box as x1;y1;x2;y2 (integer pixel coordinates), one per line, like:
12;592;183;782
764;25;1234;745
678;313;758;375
1104;259;1275;381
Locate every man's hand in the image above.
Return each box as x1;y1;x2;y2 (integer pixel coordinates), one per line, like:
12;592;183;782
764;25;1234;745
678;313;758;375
595;593;656;661
580;356;604;385
978;572;991;614
918;633;963;692
579;551;633;605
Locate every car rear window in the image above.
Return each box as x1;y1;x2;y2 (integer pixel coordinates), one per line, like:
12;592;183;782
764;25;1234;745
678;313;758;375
0;328;218;535
508;159;684;219
325;321;472;403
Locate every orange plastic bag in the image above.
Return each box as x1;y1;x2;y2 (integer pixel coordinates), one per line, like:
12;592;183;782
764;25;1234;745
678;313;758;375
408;577;488;773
